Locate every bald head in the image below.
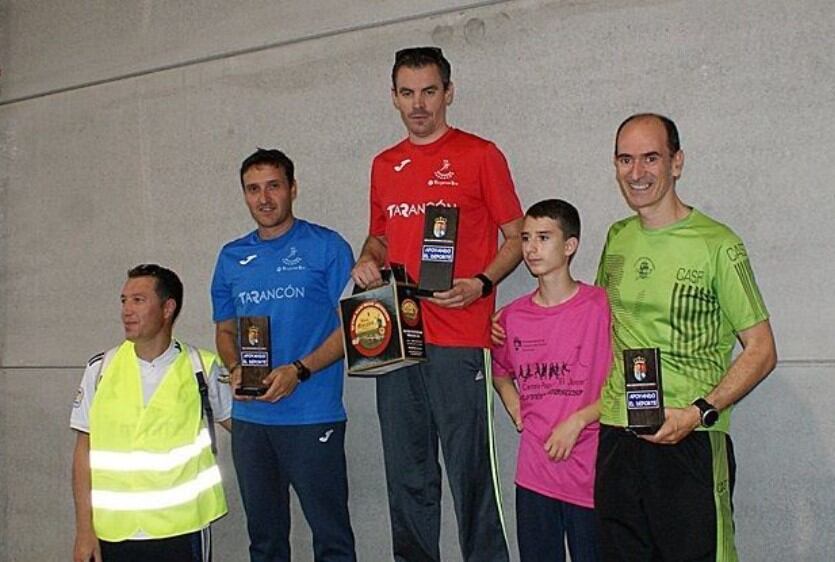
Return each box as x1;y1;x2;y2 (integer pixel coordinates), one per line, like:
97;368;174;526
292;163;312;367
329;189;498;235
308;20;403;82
615;113;680;156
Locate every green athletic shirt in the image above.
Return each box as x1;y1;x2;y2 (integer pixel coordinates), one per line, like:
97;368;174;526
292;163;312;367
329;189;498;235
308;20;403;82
596;209;769;433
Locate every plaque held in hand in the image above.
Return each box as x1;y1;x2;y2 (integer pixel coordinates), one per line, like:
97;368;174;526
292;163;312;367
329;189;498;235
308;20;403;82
340;264;427;376
237;316;271;396
417;206;459;296
623;347;664;434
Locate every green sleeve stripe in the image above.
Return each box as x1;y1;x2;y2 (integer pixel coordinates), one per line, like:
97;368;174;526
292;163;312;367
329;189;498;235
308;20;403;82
734;259;767;321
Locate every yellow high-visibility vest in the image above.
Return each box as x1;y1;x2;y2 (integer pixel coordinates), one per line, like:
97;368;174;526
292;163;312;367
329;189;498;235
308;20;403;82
89;340;227;541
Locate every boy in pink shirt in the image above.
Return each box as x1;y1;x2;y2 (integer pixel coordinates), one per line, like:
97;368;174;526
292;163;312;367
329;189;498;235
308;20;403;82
492;199;611;562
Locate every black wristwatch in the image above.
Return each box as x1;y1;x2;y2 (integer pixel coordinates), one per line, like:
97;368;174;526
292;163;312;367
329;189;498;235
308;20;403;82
474;273;494;297
293;359;311;382
692;398;719;428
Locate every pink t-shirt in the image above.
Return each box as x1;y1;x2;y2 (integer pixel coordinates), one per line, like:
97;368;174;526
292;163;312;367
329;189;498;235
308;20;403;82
492;283;612;508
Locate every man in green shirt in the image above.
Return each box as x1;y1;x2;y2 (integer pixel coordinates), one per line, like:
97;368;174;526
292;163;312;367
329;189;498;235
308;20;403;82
594;113;777;561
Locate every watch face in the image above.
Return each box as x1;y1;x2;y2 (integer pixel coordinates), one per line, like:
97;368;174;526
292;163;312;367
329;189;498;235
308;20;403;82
703;409;719;427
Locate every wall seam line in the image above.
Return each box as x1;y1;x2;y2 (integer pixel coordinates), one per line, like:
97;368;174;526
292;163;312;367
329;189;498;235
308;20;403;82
0;0;510;107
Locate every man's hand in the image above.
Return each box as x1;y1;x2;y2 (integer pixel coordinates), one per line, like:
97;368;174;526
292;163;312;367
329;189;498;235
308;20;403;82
351;257;383;289
229;365;254;402
545;414;585;460
428;277;484;309
73;529;101;562
642;406;701;445
491;309;507;347
259;364;300;403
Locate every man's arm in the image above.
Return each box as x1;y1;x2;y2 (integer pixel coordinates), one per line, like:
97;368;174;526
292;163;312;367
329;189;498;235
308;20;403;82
430;216;524;309
351;234;388;289
215;319;239;371
260;322;345;403
706;319;777;410
215;319;249;401
72;431;101;562
645;319;777;445
206;359;233;432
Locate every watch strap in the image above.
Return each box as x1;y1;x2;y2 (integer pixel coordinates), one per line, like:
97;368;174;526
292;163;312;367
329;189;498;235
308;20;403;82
293;359;311;382
474;273;493;297
692;397;719;427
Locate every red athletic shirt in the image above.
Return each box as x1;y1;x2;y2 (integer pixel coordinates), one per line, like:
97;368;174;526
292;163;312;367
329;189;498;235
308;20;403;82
369;128;523;347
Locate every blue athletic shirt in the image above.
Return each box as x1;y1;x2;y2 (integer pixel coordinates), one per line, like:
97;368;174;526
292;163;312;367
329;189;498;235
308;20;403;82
211;219;354;425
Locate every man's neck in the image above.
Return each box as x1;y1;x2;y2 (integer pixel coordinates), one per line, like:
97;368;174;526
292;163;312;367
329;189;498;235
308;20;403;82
133;333;173;363
258;216;295;241
409;124;450;146
637;196;691;230
534;269;578;307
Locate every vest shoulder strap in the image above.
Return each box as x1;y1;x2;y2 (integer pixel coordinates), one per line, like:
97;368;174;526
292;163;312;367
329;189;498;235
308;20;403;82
94;347;120;390
184;344;218;455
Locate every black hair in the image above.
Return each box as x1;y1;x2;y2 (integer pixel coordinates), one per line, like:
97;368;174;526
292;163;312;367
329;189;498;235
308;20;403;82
127;264;184;323
239;148;295;188
525;199;581;241
392;46;452;89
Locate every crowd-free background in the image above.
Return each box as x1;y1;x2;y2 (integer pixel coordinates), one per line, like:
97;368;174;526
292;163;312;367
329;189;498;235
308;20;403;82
1;0;832;560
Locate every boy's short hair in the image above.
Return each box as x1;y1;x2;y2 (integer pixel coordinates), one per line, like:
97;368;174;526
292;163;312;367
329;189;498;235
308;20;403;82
525;199;581;241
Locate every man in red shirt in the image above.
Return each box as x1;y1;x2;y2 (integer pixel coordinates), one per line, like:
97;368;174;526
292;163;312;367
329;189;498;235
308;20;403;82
352;47;523;562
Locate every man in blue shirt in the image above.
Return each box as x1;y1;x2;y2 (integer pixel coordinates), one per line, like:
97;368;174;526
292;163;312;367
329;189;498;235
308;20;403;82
211;148;356;562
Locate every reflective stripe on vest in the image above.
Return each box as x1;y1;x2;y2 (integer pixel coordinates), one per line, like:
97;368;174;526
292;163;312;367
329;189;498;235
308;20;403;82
90;428;212;472
89;340;227;541
92;465;222;511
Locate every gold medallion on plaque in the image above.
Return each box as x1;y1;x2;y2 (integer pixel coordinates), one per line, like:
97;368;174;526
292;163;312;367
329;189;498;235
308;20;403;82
400;298;420;328
350;300;393;357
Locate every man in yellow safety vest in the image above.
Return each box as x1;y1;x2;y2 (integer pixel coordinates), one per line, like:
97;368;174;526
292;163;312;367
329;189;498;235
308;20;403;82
71;264;232;562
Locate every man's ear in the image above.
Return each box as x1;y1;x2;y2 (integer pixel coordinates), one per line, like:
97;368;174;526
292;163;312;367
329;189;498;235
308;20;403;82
672;149;685;180
163;298;177;322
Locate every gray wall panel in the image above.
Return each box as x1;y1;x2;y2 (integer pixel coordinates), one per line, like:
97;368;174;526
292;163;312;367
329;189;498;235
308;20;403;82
0;0;832;560
734;364;835;560
2;0;833;362
0;370;7;562
0;0;503;103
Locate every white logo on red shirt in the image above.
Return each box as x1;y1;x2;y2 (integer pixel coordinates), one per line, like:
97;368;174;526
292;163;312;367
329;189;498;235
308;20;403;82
394;159;412;172
386;199;457;219
428;159;459;187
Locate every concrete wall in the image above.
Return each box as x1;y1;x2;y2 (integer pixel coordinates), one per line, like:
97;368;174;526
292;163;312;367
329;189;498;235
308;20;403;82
1;0;832;559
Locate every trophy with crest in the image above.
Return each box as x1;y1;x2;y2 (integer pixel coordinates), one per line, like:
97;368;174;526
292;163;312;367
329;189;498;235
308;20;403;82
417;206;459;296
237;316;271;396
623;347;664;434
